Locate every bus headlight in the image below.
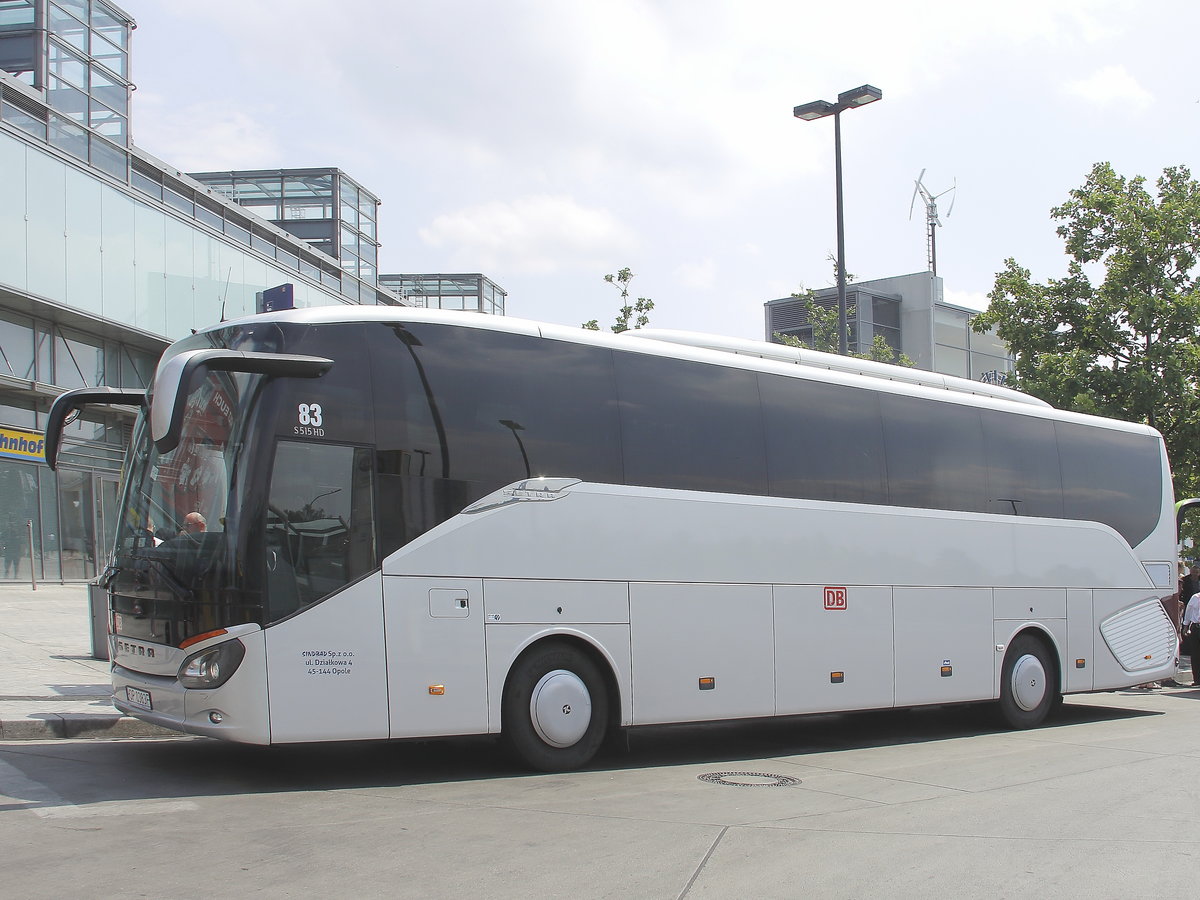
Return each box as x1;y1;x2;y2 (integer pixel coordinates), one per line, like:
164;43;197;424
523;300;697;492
179;639;245;689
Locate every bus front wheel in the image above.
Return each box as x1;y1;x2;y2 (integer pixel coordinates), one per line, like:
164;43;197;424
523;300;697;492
501;643;609;772
998;634;1058;728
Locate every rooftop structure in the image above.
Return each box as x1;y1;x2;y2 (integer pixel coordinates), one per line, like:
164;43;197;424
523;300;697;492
0;0;132;145
190;168;382;302
764;271;1012;382
378;273;506;315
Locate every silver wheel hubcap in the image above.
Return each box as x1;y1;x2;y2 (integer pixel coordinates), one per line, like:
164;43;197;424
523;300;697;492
530;669;592;748
1011;653;1047;711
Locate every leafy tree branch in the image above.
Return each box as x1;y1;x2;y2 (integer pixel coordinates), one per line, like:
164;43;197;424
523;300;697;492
583;267;655;333
972;161;1200;503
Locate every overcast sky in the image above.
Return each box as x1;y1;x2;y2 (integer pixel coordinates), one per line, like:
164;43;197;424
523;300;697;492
125;0;1200;340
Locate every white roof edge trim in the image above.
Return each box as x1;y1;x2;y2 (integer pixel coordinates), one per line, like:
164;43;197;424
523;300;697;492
208;305;544;337
625;327;1050;408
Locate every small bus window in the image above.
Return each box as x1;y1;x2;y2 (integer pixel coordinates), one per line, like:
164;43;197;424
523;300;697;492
265;441;376;620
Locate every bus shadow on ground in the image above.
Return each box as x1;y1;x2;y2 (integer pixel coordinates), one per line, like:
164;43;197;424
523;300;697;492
0;696;1160;812
607;698;1158;771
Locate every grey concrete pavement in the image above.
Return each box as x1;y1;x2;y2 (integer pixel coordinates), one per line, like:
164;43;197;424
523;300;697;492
1;689;1199;898
3;583;1200;895
0;582;175;740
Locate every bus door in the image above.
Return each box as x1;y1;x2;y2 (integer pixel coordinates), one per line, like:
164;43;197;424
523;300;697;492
261;440;389;742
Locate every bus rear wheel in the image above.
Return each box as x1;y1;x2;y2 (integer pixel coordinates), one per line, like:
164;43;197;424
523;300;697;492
501;643;609;772
998;634;1058;728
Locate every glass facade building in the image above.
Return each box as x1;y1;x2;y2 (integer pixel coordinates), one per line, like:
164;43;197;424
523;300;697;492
1;0;131;143
0;0;413;581
764;271;1013;381
378;273;506;315
189;168;382;303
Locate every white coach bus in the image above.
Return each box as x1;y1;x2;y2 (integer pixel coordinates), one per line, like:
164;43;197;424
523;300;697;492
45;308;1180;771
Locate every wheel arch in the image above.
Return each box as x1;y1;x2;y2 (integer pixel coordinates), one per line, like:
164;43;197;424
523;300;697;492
998;623;1064;694
499;631;624;734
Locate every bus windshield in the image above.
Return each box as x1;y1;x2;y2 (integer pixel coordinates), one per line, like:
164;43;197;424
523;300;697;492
109;333;270;645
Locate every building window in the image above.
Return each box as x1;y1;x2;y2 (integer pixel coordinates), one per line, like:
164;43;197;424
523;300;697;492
54;329;104;388
88;132;125;179
934;305;969;349
282;174;334;220
131;166;162;200
0;311;36;379
0;86;46;139
48;112;88;160
37;0;133;143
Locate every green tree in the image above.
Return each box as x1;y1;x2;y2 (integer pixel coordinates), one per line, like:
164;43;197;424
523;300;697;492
972;161;1200;503
774;287;914;367
583;267;654;333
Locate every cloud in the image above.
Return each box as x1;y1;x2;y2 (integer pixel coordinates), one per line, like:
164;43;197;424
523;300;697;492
418;195;635;275
133;97;283;172
134;0;1149;218
1061;65;1153;108
127;0;1180;339
675;259;718;291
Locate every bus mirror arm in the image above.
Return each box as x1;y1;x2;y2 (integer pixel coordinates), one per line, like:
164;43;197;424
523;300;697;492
44;386;148;471
152;350;333;455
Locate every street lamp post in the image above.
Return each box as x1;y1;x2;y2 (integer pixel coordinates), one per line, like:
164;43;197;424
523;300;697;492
793;84;883;357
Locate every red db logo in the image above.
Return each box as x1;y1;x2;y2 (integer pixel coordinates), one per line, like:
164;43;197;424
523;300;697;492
824;587;847;610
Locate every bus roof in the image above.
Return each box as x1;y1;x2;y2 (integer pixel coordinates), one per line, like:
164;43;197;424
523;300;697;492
621;327;1049;409
207;306;1160;436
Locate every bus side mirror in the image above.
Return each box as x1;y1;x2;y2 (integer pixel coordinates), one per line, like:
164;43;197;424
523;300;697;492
151;349;333;455
44;387;147;471
1177;498;1200;544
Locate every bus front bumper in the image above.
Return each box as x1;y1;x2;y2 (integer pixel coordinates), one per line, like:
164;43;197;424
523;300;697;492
112;664;270;744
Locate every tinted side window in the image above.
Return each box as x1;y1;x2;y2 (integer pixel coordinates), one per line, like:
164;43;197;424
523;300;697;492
615;351;767;495
404;326;621;486
760;374;886;504
881;393;988;512
1057;421;1161;546
369;324;621;555
267;323;378;445
982;410;1064;519
265;441;376;622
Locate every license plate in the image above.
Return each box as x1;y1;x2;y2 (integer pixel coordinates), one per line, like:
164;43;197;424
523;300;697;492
125;686;152;709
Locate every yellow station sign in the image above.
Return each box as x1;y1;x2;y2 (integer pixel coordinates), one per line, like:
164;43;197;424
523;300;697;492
0;426;46;463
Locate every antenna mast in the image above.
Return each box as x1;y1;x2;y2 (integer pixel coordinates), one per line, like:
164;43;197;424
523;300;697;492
908;169;955;275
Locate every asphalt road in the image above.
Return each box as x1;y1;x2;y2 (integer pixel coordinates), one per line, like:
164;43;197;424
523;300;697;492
2;690;1197;899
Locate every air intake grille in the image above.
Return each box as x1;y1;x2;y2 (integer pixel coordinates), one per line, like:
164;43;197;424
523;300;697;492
1;84;47;120
1099;599;1176;672
767;295;854;331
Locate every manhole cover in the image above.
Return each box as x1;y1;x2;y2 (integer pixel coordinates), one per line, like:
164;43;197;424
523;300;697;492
697;771;800;788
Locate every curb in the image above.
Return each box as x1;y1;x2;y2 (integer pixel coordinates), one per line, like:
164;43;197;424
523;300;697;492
0;714;181;741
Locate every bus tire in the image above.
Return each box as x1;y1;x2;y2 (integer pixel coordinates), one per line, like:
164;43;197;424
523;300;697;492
998;633;1058;729
501;643;609;772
